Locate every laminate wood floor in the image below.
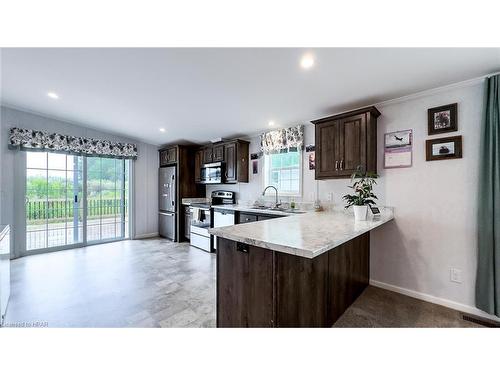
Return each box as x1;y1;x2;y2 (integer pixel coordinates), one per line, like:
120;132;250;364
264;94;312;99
4;237;484;328
5;238;216;328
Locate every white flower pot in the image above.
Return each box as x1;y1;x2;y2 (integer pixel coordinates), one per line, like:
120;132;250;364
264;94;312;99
353;205;368;221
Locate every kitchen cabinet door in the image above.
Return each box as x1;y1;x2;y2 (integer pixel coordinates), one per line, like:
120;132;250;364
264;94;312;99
339;113;366;176
313;106;379;179
160;147;177;166
327;232;369;324
159;150;168;167
213;144;224;162
224;142;237;183
217;239;274;327
203;147;213;164
315;120;342;179
166;148;177;164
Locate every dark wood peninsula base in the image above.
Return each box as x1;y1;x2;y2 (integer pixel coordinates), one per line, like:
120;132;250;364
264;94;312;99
216;233;370;328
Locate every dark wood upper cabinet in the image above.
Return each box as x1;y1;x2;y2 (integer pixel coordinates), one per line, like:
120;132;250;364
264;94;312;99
312;106;380;179
202;147;213;164
226;140;249;183
213;144;225;162
224;142;237;182
159;147;177;167
202;144;225;164
195;139;249;184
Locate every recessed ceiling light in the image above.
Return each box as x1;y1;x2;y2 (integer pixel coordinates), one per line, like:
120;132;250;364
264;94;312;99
300;54;315;70
268;121;275;127
47;92;59;99
159;128;166;132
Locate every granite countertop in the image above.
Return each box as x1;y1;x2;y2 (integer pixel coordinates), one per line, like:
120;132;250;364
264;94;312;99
181;197;210;205
211;204;305;216
209;208;394;258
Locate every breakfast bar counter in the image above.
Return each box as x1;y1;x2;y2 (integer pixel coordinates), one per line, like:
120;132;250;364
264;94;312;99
209;208;393;258
209;208;394;328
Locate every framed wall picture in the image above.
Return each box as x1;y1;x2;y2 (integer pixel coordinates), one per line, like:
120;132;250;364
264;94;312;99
308;152;315;170
428;103;457;135
425;135;462;161
252;160;258;174
384;129;413;168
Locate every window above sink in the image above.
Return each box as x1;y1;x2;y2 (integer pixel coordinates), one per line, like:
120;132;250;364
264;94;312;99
262;150;302;197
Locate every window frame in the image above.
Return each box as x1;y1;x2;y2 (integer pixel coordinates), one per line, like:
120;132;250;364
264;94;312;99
262;149;303;198
23;151;132;257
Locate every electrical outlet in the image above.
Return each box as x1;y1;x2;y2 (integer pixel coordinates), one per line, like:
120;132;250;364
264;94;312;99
450;268;462;283
327;192;334;202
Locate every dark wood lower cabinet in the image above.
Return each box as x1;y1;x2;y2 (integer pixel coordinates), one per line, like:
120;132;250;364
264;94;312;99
328;233;370;324
216;233;370;328
275;252;329;327
217;241;274;327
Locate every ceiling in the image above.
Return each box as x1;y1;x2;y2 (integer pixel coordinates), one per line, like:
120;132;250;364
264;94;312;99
1;48;499;146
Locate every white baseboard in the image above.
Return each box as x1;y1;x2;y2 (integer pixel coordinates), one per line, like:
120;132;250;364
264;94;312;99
133;232;159;239
370;279;500;323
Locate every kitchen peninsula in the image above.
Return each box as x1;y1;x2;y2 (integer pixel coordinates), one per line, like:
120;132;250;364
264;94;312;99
210;208;394;327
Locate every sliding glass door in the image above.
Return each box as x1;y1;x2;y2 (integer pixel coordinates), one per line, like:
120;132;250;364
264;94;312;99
86;157;129;243
26;152;84;251
25;152;130;253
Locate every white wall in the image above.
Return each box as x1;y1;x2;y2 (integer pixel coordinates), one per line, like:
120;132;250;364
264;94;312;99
208;80;487;316
371;81;484;315
0;106;159;258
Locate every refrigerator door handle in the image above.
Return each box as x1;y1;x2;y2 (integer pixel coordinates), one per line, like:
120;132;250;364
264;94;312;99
171;174;175;210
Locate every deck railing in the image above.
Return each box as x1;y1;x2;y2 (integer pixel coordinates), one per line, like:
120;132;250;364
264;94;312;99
26;198;128;222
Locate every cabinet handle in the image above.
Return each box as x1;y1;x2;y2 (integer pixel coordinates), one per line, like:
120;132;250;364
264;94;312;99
335;160;339;170
237;242;249;253
341;159;344;170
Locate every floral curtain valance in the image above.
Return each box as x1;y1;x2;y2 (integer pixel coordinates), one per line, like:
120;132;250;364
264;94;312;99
260;125;304;155
8;127;138;159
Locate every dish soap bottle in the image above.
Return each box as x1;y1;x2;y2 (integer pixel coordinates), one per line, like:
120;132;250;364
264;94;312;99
290;197;296;210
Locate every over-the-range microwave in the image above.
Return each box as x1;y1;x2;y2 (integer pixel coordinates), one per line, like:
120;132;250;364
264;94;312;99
200;162;225;184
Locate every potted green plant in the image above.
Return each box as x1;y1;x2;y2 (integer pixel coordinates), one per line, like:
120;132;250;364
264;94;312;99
342;169;378;221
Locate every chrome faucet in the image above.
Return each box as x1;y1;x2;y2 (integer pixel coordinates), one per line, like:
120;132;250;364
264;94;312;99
262;185;280;208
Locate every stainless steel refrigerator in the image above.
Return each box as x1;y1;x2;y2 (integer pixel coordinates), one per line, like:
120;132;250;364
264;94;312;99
159;166;176;241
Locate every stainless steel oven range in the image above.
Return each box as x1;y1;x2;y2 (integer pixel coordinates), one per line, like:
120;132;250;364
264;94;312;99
189;190;235;252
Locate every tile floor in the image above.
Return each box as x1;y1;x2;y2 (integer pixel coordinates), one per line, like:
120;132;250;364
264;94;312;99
4;237;483;328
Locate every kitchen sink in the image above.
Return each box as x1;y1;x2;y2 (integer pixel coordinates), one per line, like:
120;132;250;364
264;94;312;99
251;205;306;214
